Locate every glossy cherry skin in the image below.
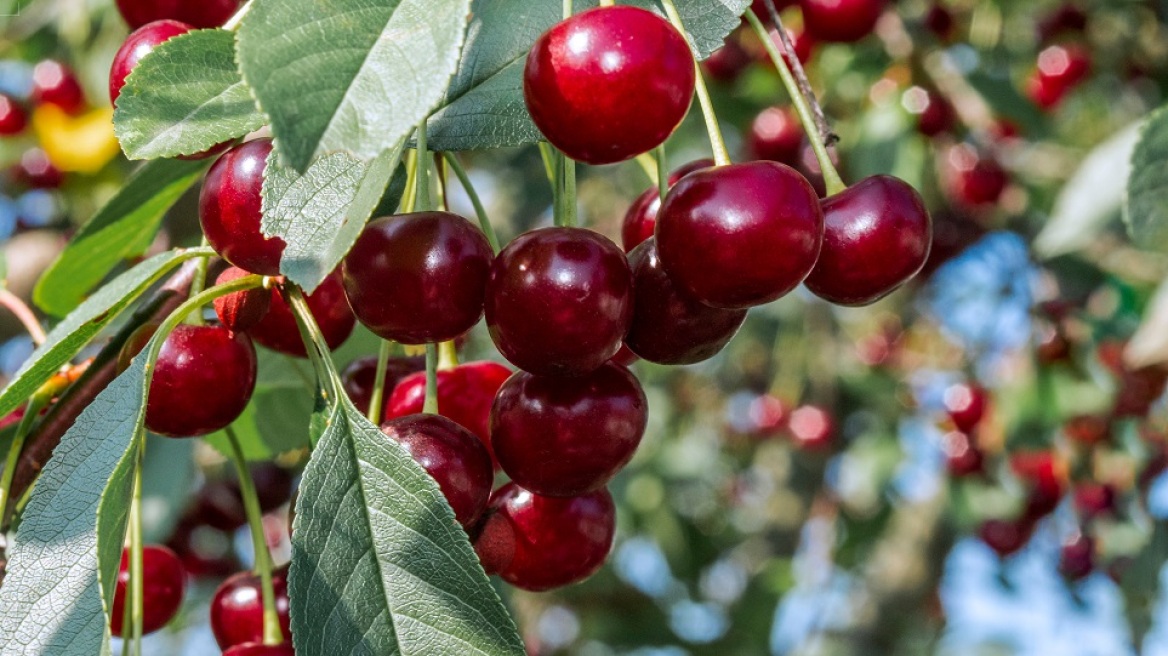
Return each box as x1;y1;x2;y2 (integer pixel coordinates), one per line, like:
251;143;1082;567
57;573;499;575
384;361;512;465
656;161;824;309
341;355;425;416
0;94;27;136
943;382;987;432
211;566;291;649
475;483;615;592
799;0;886;43
30;60;85;114
109;20;193;105
250;272;356;358
145;324;257;437
524;6;695;165
804;175;932;306
491;362;647;497
748;106;803;166
116;0;242;29
213;266;272;332
110;545;186;636
200;138;286;276
621;159;713;252
342;212;493;344
224;643;296;656
380;414;494;528
624;238;747;364
486;227;633;377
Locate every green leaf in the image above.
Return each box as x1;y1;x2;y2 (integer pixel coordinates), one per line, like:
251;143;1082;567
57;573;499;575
289;398;525;656
34;158;208;316
205;352;317;460
141;434;196;543
261;141;405;292
114;29;267;161
237;0;472;172
0;248;209;421
1126;106;1168;254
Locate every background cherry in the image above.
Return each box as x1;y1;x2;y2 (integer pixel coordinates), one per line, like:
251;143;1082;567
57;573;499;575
944;382;987;432
109;20;193;105
211;566;291;650
788;405;835;451
1058;534;1095;580
944;144;1008;207
200;138;286;276
30;60;85;114
223;644;296;656
621;159;713;252
342;355;425;416
942;430;983;477
249;272;356;358
0;94;28;136
524;5;695;164
116;0;242;29
213;266;272;332
12;149;63;189
979;518;1033;558
110;545;186;636
747;105;803;165
903;86;954;137
799;0;886;43
1027;43;1091;110
485;227;633;377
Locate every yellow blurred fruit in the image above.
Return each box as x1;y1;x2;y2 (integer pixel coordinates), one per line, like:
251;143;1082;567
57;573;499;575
31;104;121;173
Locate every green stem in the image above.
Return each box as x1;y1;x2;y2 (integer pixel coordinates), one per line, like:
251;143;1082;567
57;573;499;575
423;343;439;415
654;145;668;200
599;0;615;6
563;0;572;18
435;153;448;212
659;0;731;166
443;153;500;253
438;340;459;370
744;9;846;195
401;149;419;214
562;157;577;228
368;339;392;426
186;239;211;326
415;122;431;212
634;153;658;186
128;436;144;656
284;286;344;409
0;387;55;527
551;151;564;226
225;427;283;646
538;142;557;186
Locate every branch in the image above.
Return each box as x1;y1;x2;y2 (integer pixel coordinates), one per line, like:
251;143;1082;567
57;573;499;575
762;0;837;148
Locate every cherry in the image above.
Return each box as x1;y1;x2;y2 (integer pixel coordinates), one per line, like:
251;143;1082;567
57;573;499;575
13;149;64;189
1064;414;1109;446
341;355;425;416
656;161;823;309
524;5;695;164
211;566;291;650
1026;44;1091;110
224;644;296;656
485;227;633;377
1036;323;1072;364
942;430;983;477
491;362;647;497
475;483;615;591
380;413;494;528
799;0;886;43
1112;364;1168;418
166;516;241;578
703;36;751;83
110;545;186;636
384;361;512;465
145;323;257;437
213;266;272;332
1011;451;1065;520
795;138;840;198
788;405;834;451
1074;483;1116;520
342;212;493;344
943;382;987;432
1058;534;1094;580
624;238;747;364
747;106;803;166
753;26;816;68
191;464;295;531
0;94;27;136
30;60;85;114
116;0;242;29
804;175;932;306
1037;5;1087;43
249;271;356;358
200;138;286;276
621;159;713;252
902;86;954;137
748;394;788;437
923;4;955;41
944;144;1008;207
109;20;193;105
978;518;1032;558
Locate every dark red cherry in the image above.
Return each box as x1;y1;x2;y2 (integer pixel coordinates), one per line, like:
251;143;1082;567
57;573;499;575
223;643;295;656
384;361;512;466
475;483;615;591
748;105;803;166
1074;483;1116;520
213;266;272;332
943;382;987;432
116;0;242;29
211;566;291;650
903;86;954;137
750;0;794;22
945;145;1008;207
30;60;85;114
1037;5;1087;42
703;36;751;83
110;545;186;636
1064;415;1109;446
799;0;886;43
1011;451;1065;520
341;355;425;415
165;515;241;578
923;4;955;41
1059;534;1094;580
250;272;356;358
109;20;193;105
979;518;1033;558
656;161;823;309
485;227;633;377
804;175;932;306
145;324;257;437
787;405;834;451
200;138;286;276
624;238;747;364
342;212;493;344
523;5;695;164
0;94;28;136
942;430;983;477
621;159;713;252
380;413;494;528
491;362;647;497
1026;44;1091;110
13;149;63;189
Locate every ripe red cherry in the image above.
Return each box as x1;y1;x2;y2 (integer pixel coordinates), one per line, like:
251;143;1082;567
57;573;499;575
788;405;834;451
12;149;63;189
703;37;751;83
978;518;1032;558
1038;5;1088;42
1012;451;1065;520
486;227;633;377
384;361;512;465
475;483;615;591
656;161;823;309
923;4;955;41
200;138;286;276
116;0;242;29
524;5;695;164
250;272;356;358
110;545;186;636
943;382;987;432
491;362;647;497
621;159;713;252
944;145;1008;207
213;266;272;332
1027;44;1091;110
211;566;291;650
748;106;803;166
942;430;983;477
380;414;494;528
799;0;886;43
223;643;295;656
30;60;85;114
902;86;954;137
145;324;257;437
624;238;747;364
341;355;425;416
1074;483;1116;520
1059;534;1095;580
109;20;193;105
342;212;493;344
804;175;932;306
0;94;28;136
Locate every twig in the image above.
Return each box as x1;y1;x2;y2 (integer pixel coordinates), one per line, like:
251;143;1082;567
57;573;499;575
762;0;838;149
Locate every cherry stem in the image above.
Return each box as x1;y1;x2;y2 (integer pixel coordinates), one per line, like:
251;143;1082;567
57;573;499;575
599;0;615;7
0;289;45;346
444;153;500;252
223;0;252;30
367;339;393;425
744;8;846;196
562;156;577;228
225;426;283;646
435;153;448;212
185;238;211;326
401;149;419;214
762;0;837;149
415;122;432;212
128;435;144;656
563;0;572;19
654;146;668;200
634;153;658;186
537;142;557;186
659;0;731;167
438;340;459;370
423;343;439;415
285;286;345;419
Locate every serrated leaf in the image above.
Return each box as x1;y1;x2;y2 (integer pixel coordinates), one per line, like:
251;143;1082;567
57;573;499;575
0;248;209;421
262;141;405;292
34;158;208;316
114;29;266;160
289;398;525;656
1126;106;1168;254
237;0;472;172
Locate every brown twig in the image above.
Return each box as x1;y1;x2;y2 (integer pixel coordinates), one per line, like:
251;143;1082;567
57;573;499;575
762;0;838;148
